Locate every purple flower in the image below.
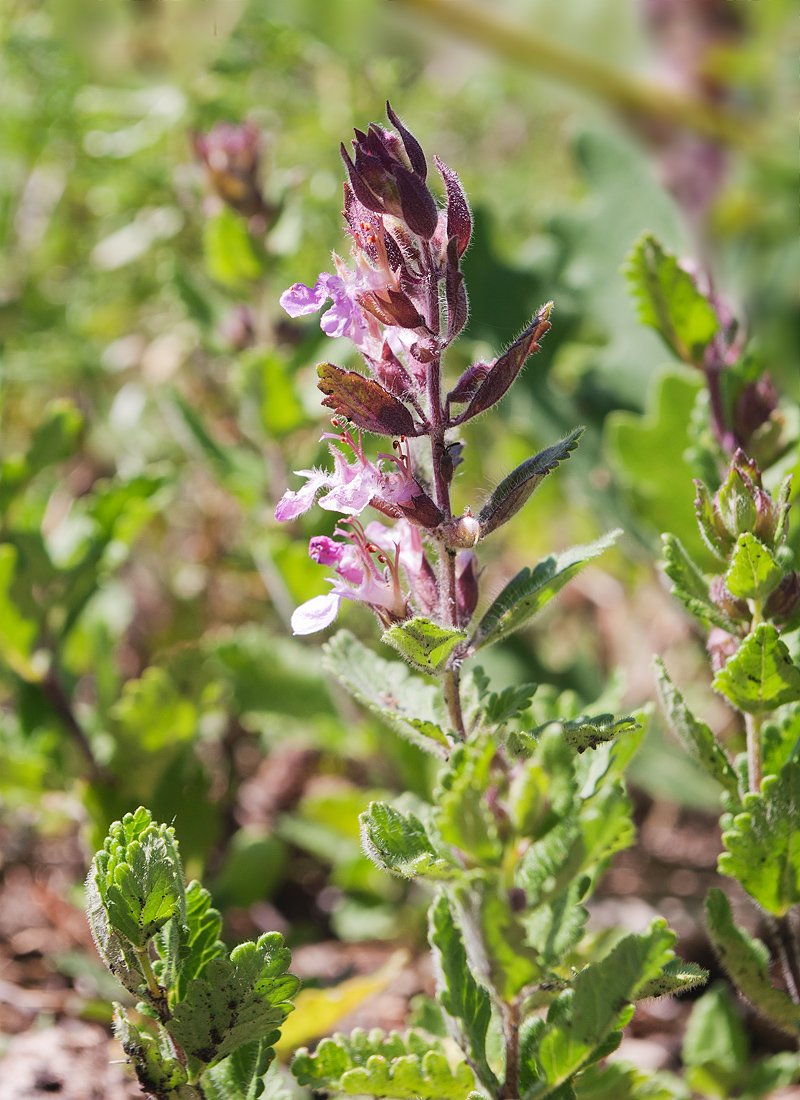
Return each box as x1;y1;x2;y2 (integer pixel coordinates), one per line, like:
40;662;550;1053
280;272;367;344
290;520;409;635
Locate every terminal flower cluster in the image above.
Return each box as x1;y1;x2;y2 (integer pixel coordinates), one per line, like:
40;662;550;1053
276;105;554;637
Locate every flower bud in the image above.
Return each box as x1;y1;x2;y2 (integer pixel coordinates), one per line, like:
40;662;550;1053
707;627;739;673
194;121;270;222
711;450;780;548
456;551;479;626
708;575;749;622
446;509;481;549
764;572;800;629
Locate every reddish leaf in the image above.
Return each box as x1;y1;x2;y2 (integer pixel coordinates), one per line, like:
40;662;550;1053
317;363;419;437
459;304;552;422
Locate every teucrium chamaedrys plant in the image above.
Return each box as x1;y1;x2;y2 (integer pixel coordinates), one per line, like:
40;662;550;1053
86;807;300;1099
625;229;800;1043
271;105;702;1099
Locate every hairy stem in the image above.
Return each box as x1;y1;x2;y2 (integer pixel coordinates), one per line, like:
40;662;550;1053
444;666;466;740
498;997;522;1099
768;915;800;1007
744;712;762;794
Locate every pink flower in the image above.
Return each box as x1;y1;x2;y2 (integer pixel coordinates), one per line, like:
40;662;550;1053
290;520;409;635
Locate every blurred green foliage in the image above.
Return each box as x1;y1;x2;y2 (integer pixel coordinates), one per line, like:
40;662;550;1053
0;0;796;964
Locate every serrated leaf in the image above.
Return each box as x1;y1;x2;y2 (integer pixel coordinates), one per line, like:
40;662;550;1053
725;533;783;601
360;802;454;879
661;534;737;632
383;616;466;676
573;1059;685;1099
705;888;800;1034
528;922;676;1097
317;363;420;437
291;1028;475;1098
156;880;225;1002
718;760;800;915
636;957;708;999
166;933;299;1069
654;658;741;801
682;983;748;1093
557;714;640;755
626;232;718;366
202;1040;275;1100
470;531;620;652
429;893;499;1094
713;624;800;713
87;807;185;961
114;1008;190;1096
483;683;538;727
323;630;449;756
478;428;583;538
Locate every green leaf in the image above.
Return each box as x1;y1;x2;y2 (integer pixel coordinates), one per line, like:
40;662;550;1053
428;893;499;1094
713;624;800;713
203;206;264;286
470;531;620;652
478;428;583;538
0;399;83;511
636;958;708;1000
705;888;800;1034
291;1028;476;1098
725;534;783;601
434;743;503;865
718;760;800;915
465;877;541;998
323;630;449;755
528;921;676;1097
0;544;40;680
483;683;538;727
661;534;738;632
383;616;466;676
166;932;299;1069
556;713;640;755
573;1060;686;1100
202;1039;275;1100
360;802;454;879
654;658;741;800
682;983;748;1099
114;1008;191;1097
157;880;226;1003
625;232;718;366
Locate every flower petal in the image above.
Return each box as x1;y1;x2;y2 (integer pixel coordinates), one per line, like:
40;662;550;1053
290;592;342;635
279;278;328;317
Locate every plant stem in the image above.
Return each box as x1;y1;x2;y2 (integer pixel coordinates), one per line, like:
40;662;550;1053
422;242;466;740
768;915;800;1006
498;997;521;1099
394;0;750;146
41;666;109;784
744;711;762;794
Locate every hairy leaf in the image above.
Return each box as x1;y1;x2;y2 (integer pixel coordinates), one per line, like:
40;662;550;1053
529;922;676;1096
382;616;467;676
661;534;738;632
478;428;583;538
713;624;800;713
482;683;538;727
156;880;226;1002
202;1040;274;1100
705;889;800;1034
114;1009;191;1098
166;933;299;1069
654;658;740;800
317;363;419;437
429;893;499;1093
636;957;708;999
718;760;800;915
360;801;454;878
555;714;640;755
626;232;718;366
725;533;783;602
323;630;449;756
470;531;621;651
292;1027;475;1098
459;304;552;421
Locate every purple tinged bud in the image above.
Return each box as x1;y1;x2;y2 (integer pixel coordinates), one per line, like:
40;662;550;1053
448;362;492;406
734;373;778;447
707;628;739;674
764;572;800;629
435;156;472;257
456;551;480;626
386;102;428;180
694;479;733;558
708;575;749;622
715;450;779;547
